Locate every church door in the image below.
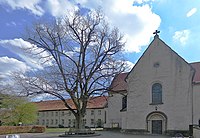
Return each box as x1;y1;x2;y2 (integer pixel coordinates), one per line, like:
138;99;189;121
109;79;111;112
152;120;162;134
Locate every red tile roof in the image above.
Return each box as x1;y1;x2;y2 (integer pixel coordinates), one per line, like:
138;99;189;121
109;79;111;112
34;96;108;111
190;62;200;83
110;73;128;92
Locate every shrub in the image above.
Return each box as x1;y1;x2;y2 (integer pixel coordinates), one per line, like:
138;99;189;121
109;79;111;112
165;130;190;137
29;125;46;133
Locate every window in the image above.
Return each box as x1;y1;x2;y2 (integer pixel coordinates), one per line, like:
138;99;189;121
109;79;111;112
62;119;65;125
55;119;58;125
51;112;54;116
51;119;54;125
68;119;71;124
46;112;48;117
73;119;76;127
46;119;49;125
42;120;45;125
68;119;71;127
62;111;64;116
152;83;162;104
55;112;58;116
83;119;86;126
98;110;101;115
97;119;102;127
91;119;94;125
91;110;94;115
122;95;127;109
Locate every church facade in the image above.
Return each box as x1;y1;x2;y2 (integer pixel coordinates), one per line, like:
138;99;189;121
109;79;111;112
106;34;200;136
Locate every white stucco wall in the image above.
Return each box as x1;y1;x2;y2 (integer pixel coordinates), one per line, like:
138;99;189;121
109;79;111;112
193;83;200;125
37;108;106;128
124;37;194;132
105;93;125;128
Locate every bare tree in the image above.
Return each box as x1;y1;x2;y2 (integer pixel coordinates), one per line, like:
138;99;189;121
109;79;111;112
14;10;127;129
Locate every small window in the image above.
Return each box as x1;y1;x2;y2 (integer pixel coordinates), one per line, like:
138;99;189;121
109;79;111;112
91;119;94;125
55;112;58;116
91;110;94;115
152;83;162;104
153;62;160;68
83;119;86;125
97;119;102;127
122;95;127;109
51;112;54;116
98;110;101;115
68;119;71;124
73;119;76;127
46;119;49;125
68;119;71;127
62;119;65;125
62;111;65;116
51;119;54;125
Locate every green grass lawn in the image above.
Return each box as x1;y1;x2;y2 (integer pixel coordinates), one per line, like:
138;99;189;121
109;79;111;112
46;128;69;133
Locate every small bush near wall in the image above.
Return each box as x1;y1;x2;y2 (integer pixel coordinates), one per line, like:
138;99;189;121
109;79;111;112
29;125;46;133
0;125;46;135
165;130;190;137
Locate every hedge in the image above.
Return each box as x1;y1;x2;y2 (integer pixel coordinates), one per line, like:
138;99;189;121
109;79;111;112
0;125;46;135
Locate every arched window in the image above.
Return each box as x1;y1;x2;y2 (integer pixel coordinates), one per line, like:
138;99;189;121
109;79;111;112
152;83;162;104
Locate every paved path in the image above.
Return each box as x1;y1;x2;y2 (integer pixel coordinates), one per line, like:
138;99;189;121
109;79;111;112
0;131;170;138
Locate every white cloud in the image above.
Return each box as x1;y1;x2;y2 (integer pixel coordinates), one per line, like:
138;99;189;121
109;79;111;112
0;0;44;16
74;0;161;53
0;56;29;79
0;38;52;70
1;0;161;53
186;8;197;17
6;21;17;26
124;60;135;72
173;29;190;45
45;0;78;18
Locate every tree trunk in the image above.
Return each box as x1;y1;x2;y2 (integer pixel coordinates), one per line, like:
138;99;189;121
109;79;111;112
75;113;84;129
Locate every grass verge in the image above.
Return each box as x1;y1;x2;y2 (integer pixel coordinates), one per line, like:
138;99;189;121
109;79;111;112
46;128;69;133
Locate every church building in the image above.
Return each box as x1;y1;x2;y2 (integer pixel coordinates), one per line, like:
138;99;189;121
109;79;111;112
106;32;200;136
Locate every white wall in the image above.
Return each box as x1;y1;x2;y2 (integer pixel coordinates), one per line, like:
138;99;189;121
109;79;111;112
125;37;194;132
105;93;125;128
37;108;106;128
193;83;200;125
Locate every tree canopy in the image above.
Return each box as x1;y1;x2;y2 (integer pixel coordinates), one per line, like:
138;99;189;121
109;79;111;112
13;9;127;129
0;95;37;126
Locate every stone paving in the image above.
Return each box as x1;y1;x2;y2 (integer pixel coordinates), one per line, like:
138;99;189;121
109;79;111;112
0;131;171;138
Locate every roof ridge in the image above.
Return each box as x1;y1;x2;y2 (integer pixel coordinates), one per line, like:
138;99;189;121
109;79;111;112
190;61;200;64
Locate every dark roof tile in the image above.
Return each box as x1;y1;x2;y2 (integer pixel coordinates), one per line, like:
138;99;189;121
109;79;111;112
34;96;108;111
190;62;200;83
110;73;128;92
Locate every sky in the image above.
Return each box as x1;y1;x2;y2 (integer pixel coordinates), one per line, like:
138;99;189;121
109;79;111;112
0;0;200;83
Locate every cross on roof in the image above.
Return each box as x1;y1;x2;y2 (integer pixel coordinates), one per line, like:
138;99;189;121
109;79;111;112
153;30;160;37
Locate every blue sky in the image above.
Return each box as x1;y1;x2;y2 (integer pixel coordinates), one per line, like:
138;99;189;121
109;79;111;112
0;0;200;82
